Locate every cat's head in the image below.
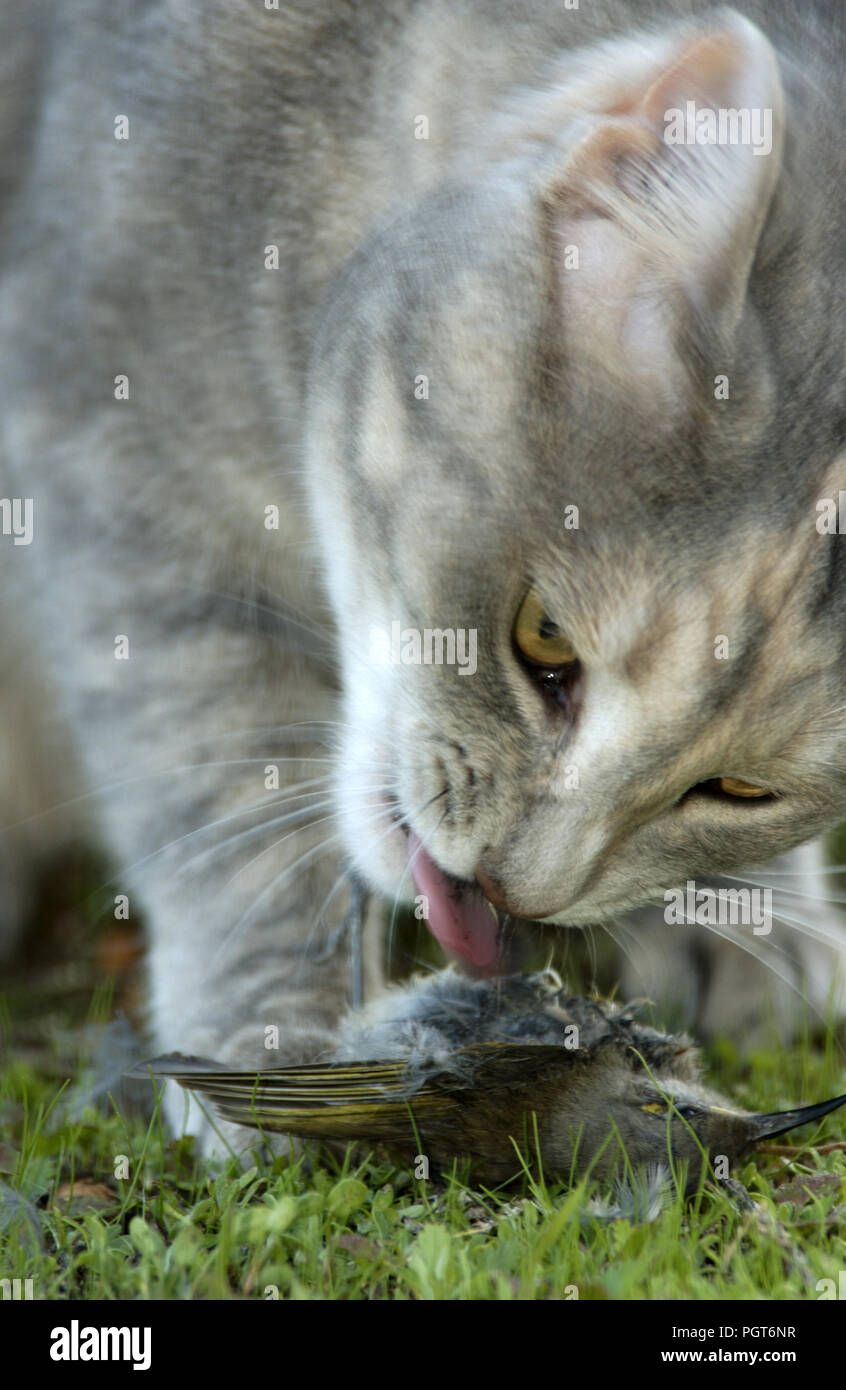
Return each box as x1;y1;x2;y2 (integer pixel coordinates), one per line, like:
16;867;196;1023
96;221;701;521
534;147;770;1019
305;12;846;967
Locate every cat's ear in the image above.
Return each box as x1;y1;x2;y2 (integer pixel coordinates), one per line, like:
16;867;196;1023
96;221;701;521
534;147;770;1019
547;14;783;402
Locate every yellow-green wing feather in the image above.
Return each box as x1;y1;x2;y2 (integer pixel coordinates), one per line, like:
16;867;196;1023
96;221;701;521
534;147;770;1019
130;1052;454;1141
129;1043;575;1142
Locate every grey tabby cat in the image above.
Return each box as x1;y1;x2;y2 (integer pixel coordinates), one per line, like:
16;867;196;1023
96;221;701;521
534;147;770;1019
1;0;845;1154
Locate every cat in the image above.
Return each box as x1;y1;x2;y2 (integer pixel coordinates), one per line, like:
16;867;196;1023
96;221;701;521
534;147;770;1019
1;0;845;1156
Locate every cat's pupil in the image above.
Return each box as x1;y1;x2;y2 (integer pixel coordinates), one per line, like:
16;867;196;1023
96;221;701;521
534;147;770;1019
539;617;560;640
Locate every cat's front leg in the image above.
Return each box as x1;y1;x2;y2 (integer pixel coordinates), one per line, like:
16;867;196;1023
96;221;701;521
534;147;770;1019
57;590;386;1159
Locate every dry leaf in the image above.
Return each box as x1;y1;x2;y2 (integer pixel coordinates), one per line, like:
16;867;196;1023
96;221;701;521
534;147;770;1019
53;1180;119;1213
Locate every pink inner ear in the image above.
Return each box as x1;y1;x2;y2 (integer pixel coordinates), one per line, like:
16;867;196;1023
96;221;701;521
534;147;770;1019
546;16;783;382
638;30;746;129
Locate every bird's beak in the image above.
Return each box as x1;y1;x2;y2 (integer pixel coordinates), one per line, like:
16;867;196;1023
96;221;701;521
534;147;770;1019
746;1090;846;1142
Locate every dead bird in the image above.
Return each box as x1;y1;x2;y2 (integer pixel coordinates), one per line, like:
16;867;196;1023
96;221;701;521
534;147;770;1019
130;969;846;1185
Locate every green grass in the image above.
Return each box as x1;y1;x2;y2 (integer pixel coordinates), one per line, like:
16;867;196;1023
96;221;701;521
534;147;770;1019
2;842;846;1300
2;1011;846;1299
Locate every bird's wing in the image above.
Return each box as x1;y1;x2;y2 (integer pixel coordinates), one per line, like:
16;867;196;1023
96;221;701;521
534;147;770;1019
126;1052;231;1077
457;1041;583;1085
127;1043;575;1141
129;1052;455;1140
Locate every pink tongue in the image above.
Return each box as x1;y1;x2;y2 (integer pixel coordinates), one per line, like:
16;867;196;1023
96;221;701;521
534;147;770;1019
407;832;502;973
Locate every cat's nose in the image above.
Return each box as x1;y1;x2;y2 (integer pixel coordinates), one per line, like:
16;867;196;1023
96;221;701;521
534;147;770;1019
475;866;513;912
475;864;543;919
476;860;561;921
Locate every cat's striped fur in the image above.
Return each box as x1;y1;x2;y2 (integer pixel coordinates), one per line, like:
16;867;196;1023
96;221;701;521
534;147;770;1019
0;1;844;1153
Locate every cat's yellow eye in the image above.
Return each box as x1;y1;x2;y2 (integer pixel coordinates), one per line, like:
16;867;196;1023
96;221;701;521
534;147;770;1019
718;777;770;798
514;589;577;667
640;1102;666;1115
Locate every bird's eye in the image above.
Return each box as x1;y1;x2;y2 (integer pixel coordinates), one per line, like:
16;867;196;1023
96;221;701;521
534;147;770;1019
514;589;577;667
718;777;770;798
641;1100;700;1120
673;1105;700;1120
